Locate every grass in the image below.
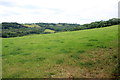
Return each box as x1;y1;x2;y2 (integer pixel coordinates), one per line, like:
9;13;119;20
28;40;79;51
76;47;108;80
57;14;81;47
44;29;55;33
56;59;64;64
23;24;41;28
2;25;118;78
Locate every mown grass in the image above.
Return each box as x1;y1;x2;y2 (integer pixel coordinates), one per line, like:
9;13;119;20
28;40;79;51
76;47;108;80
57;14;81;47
2;25;118;78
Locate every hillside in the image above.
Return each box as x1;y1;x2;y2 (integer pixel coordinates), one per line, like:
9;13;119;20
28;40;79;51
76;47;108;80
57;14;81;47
22;24;41;28
2;22;45;38
1;18;120;38
2;25;118;78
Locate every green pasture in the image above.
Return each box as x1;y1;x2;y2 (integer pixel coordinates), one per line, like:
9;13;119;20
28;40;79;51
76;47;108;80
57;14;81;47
44;29;55;33
23;24;41;28
2;25;118;78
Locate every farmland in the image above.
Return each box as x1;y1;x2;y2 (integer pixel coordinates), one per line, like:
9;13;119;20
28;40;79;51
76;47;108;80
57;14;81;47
2;25;118;78
22;24;41;28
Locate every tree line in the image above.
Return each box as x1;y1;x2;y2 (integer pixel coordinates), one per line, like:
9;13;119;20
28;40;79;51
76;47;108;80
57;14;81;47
2;22;45;38
1;18;120;38
35;18;120;31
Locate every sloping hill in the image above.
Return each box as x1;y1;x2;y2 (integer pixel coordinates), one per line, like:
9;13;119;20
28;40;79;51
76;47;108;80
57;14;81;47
23;24;41;28
44;29;55;33
2;25;118;78
2;22;45;38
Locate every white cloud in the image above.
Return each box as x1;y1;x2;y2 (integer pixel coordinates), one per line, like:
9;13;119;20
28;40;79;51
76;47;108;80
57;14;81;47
0;0;119;24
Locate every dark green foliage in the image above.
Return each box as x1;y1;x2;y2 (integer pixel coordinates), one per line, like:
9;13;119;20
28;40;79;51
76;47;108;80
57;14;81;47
82;18;120;29
2;22;45;38
2;22;27;29
36;23;80;32
1;18;120;38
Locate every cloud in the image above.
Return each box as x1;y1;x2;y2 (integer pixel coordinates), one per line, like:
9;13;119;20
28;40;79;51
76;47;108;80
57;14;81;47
0;0;15;7
0;0;119;24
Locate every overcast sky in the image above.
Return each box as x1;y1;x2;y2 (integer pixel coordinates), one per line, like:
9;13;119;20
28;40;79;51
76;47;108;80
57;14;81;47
0;0;119;24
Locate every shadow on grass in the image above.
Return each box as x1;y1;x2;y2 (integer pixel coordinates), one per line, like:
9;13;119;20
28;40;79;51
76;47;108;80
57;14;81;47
56;59;64;64
89;39;98;41
70;54;80;60
79;61;95;68
96;45;107;48
77;50;85;53
36;57;46;61
86;43;94;47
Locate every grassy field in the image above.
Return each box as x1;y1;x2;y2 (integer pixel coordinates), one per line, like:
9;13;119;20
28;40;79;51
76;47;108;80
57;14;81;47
44;29;55;33
23;24;41;28
2;25;118;78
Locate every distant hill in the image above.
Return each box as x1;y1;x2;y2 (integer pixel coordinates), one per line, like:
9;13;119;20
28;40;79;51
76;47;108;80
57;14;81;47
2;22;27;29
22;24;41;28
1;18;120;38
2;22;45;38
